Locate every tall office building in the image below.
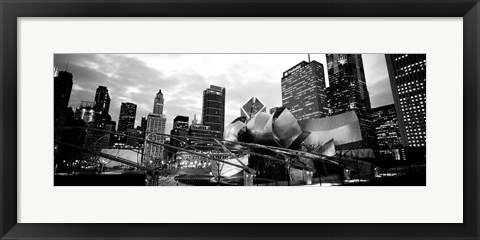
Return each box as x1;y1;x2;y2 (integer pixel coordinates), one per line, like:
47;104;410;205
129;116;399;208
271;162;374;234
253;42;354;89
281;60;328;121
54;70;73;144
202;85;226;139
144;113;167;165
144;91;167;165
117;102;137;133
326;54;376;148
385;54;426;147
240;97;266;119
153;90;164;115
140;117;147;131
372;104;403;149
93;86;111;114
54;71;73;126
170;115;189;156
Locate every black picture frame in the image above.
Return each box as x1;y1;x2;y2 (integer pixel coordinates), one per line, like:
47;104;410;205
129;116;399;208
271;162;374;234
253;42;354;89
1;0;479;239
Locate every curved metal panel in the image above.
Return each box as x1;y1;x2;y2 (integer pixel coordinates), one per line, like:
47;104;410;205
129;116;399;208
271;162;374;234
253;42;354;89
223;120;246;142
300;111;363;147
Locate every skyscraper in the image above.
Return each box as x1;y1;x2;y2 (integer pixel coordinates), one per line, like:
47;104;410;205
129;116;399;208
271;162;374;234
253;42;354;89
140;117;147;132
240;97;266;119
170;115;189;156
144;90;167;165
281;60;328;121
54;70;73;127
326;54;376;148
93;86;111;114
144;113;167;165
202;85;226;139
117;102;137;133
153;90;164;115
385;54;426;147
372;104;402;149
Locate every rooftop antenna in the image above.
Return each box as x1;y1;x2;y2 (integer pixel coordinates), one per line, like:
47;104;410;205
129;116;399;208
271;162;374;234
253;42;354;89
65;59;70;71
308;54;311;63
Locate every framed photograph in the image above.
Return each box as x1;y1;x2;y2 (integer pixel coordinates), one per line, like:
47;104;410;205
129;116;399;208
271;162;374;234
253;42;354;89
1;0;479;239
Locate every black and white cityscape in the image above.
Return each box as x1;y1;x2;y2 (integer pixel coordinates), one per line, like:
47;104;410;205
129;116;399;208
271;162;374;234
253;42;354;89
54;54;426;186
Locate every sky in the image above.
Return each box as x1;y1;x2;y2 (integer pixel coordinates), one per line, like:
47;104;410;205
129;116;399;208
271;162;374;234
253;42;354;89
54;54;393;134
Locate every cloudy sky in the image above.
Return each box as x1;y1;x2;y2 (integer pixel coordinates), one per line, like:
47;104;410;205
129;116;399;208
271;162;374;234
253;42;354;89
54;54;393;134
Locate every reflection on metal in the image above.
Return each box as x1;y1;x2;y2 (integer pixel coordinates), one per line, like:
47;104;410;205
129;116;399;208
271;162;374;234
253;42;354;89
210;154;249;178
99;149;142;168
226;109;363;151
320;139;336;157
226;107;310;149
299;111;363;147
306;138;336;157
271;108;309;148
223;116;247;142
337;148;374;158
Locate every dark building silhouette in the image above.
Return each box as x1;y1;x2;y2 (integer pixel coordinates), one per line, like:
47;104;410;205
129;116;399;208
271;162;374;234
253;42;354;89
170;115;189;158
75;98;113;154
385;54;426;147
281;60;328;120
126;128;144;148
117;102;137;133
54;71;73;113
93;86;111;114
326;54;376;148
110;121;116;132
140;117;147;132
55;107;87;170
372;104;402;149
202;85;225;139
54;70;73;140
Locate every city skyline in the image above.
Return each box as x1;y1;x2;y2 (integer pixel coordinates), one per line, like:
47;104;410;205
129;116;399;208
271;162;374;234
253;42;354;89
54;54;393;134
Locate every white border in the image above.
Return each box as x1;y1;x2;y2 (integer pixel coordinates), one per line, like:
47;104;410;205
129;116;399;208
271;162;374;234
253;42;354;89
18;18;463;223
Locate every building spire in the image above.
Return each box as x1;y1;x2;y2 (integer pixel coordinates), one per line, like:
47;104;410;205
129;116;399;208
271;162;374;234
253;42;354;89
308;54;311;63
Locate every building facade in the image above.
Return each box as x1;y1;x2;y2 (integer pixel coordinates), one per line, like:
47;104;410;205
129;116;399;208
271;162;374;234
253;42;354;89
117;102;137;133
144;90;167;166
281;60;328;121
372;104;403;149
202;85;226;139
93;86;111;115
170;115;190;151
153;90;164;115
189;122;213;150
326;54;376;148
144;113;167;165
385;54;426;147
